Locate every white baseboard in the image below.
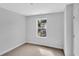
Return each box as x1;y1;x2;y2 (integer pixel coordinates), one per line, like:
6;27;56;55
0;41;26;56
27;41;63;49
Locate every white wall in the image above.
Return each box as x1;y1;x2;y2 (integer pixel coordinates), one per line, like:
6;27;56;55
26;12;64;49
73;4;79;56
0;7;26;55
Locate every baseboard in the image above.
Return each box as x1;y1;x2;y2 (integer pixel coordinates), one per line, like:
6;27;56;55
27;42;63;50
0;41;26;56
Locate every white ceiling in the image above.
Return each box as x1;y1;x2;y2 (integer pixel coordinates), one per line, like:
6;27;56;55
0;3;68;16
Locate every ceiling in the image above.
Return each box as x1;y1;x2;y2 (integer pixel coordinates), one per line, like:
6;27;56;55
0;3;69;16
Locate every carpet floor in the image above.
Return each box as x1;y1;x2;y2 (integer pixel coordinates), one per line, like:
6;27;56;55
3;43;64;56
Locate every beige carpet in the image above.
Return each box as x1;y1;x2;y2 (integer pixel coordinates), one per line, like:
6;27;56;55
3;43;64;56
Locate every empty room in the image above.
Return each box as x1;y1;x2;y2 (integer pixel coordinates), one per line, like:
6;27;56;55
0;3;79;56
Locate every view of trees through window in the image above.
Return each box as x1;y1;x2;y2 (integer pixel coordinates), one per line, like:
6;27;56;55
37;19;47;37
